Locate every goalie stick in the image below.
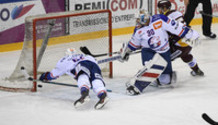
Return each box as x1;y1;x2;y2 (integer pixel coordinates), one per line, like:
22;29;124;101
80;46;141;57
202;113;218;125
199;11;218;18
20;66;112;92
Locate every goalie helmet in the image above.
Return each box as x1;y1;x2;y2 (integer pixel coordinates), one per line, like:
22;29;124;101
157;0;171;10
135;9;150;25
65;48;76;55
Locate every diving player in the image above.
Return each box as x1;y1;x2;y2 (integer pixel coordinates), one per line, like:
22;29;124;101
39;48;109;109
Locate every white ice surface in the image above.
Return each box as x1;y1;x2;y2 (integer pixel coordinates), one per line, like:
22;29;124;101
0;24;218;125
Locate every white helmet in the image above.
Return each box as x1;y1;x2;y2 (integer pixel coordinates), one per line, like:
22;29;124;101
65;48;76;55
135;9;150;25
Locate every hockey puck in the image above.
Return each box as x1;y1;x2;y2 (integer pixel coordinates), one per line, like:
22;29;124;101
38;84;43;88
21;66;25;70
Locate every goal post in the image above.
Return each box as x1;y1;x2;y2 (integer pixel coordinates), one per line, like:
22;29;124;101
1;10;113;92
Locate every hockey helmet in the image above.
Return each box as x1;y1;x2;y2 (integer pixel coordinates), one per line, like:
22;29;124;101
135;9;150;25
157;0;171;10
65;48;76;55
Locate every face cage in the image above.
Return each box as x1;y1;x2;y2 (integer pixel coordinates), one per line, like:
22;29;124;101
137;14;149;25
158;8;164;14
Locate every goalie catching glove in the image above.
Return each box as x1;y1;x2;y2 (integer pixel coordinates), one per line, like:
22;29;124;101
119;42;132;62
183;29;200;47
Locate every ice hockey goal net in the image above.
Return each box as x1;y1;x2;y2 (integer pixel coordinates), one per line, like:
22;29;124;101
1;10;112;92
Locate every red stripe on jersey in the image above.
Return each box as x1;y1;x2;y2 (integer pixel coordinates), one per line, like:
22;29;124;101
129;41;140;48
142;72;159;78
178;28;184;37
167;19;171;24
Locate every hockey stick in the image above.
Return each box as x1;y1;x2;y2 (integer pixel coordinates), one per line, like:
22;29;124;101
97;55;122;64
80;46;117;57
37;19;56;69
202;113;218;125
199;11;218;18
80;46;141;57
21;66;78;88
96;50;142;64
20;67;112;92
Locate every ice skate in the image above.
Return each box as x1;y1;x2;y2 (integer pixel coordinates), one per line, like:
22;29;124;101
191;68;204;76
94;92;109;109
150;71;177;88
164;71;177;88
149;79;160;87
74;89;90;108
126;85;140;95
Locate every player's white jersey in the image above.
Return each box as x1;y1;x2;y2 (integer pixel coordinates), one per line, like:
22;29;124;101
165;10;190;47
166;10;184;22
129;14;190;53
50;54;97;78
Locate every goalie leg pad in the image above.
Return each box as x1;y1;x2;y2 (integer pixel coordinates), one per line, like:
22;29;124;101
126;53;168;94
160;50;173;74
141;48;172;74
134;80;150;92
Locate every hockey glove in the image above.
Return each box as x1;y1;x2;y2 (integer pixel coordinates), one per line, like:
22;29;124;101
39;72;50;82
183;29;201;47
119;42;132;62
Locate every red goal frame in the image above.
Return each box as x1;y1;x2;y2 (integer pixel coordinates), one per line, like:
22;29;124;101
32;10;112;92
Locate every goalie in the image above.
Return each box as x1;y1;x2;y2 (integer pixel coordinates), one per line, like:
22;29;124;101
120;9;200;95
39;48;109;109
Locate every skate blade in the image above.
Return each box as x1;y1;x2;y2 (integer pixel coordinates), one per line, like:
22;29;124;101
74;96;90;109
94;97;110;110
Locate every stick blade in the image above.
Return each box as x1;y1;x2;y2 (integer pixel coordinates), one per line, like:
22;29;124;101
80;46;92;55
202;113;218;125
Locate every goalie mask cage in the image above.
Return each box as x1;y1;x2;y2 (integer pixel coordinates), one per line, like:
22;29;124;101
0;10;112;92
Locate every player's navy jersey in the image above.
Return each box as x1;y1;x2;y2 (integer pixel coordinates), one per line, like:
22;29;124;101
128;14;190;53
50;54;97;78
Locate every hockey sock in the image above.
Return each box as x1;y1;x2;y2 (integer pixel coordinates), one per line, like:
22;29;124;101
80;86;89;95
97;90;107;98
